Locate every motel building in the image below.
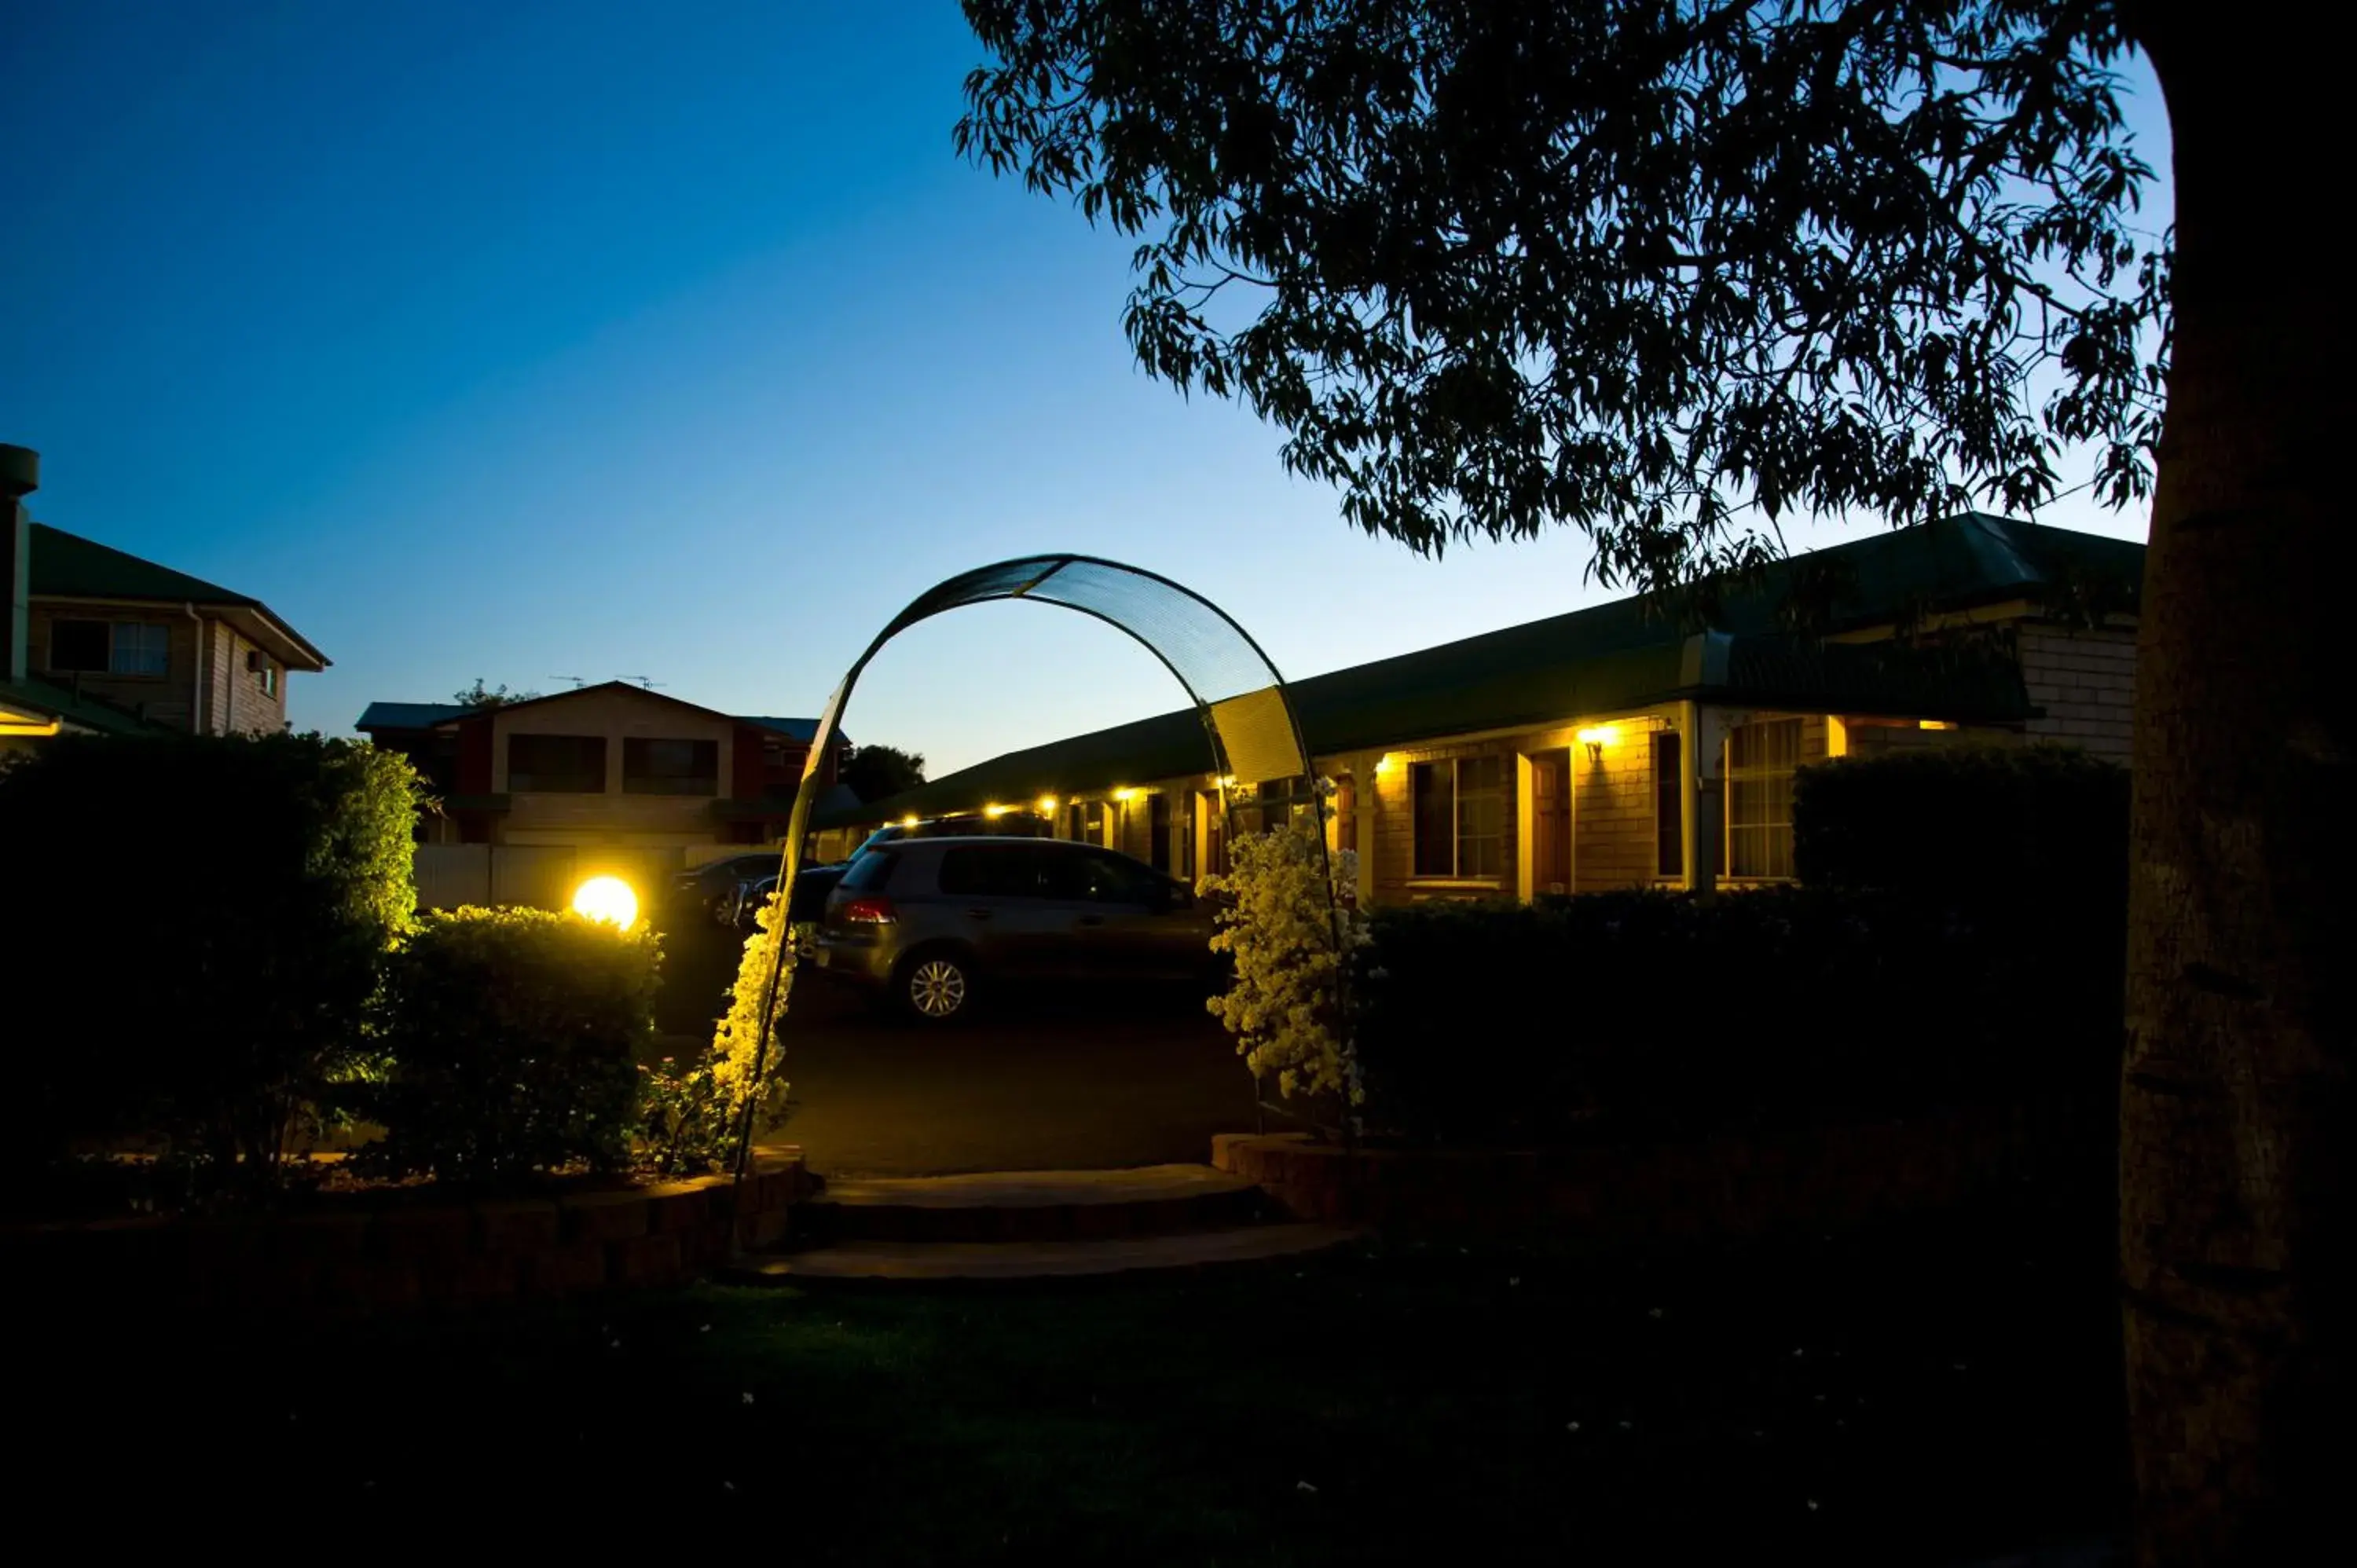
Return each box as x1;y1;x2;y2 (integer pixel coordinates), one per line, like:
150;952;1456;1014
810;513;2141;904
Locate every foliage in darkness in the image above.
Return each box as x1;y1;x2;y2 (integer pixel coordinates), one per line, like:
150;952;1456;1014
959;0;2167;588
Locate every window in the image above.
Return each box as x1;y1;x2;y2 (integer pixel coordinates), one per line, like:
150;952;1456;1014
622;737;718;795
1652;731;1684;877
48;619;168;676
1724;717;1802;879
938;843;1056;899
49;620;108;672
1409;755;1508;878
507;734;607;793
840;848;900;892
110;623;169;676
1073;849;1164;904
254;660;279;698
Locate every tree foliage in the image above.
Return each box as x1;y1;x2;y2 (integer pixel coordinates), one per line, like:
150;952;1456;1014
0;732;422;1189
450;678;538;709
959;0;2167;587
841;742;927;803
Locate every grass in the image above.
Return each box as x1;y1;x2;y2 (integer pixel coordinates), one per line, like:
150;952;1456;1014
19;1199;2122;1562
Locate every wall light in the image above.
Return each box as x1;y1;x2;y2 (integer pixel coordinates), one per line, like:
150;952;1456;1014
1215;775;1237;789
1918;720;1956;731
1112;786;1137;802
984;803;1014;818
1373;754;1398;777
1575;725;1614;765
900;814;919;828
1036;794;1058;814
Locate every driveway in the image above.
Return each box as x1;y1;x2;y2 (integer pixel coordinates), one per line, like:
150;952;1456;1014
749;976;1259;1178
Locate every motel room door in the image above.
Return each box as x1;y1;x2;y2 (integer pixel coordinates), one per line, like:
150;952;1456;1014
1530;748;1571;896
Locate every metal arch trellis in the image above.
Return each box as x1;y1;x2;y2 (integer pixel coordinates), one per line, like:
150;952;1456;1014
727;554;1351;1197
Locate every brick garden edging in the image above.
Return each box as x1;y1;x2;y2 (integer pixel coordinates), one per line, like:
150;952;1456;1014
1214;1103;2077;1241
9;1152;812;1317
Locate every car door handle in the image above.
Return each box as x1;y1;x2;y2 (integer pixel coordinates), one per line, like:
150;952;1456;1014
966;907;993;921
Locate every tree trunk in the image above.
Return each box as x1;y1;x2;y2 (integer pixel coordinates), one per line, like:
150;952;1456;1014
2120;13;2353;1562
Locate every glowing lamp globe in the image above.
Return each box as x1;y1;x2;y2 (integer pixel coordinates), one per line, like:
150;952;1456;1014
571;875;639;929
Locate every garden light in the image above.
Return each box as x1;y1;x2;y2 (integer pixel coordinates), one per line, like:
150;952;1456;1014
570;875;639;929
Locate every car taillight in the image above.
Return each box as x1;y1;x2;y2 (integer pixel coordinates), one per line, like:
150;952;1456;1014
839;896;896;925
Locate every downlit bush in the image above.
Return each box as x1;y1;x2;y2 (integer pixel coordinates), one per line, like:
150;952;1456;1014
358;907;658;1184
0;732;420;1190
1353;885;2106;1143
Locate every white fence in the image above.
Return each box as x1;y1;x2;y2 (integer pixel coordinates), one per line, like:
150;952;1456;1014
412;844;690;912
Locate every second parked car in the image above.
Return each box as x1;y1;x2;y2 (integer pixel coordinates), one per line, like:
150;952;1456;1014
811;836;1215;1022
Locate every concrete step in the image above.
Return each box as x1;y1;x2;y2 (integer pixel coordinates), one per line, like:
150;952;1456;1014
728;1222;1362;1284
796;1163;1268;1244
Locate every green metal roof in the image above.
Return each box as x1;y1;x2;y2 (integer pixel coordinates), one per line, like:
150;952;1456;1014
0;676;180;736
28;522;329;669
813;513;2143;830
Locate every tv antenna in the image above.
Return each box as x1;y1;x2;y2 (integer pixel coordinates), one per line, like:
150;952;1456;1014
617;675;662;691
548;675;586;689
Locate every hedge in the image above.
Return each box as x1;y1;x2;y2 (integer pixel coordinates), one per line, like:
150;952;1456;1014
356;907;659;1185
1792;744;2128;914
1352;883;2119;1144
0;732;420;1189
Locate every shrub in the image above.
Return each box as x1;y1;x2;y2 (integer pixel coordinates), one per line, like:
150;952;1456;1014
1202;805;1366;1104
1352;885;2106;1143
358;907;658;1184
638;896;795;1174
0;732;420;1190
1793;744;2128;916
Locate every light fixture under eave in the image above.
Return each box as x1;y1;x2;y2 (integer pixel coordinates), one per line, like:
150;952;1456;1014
1036;794;1058;815
900;814;919;828
1575;725;1614;765
1112;786;1137;802
984;803;1014;818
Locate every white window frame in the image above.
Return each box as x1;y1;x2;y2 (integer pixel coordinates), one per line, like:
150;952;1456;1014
1410;754;1509;880
1724;716;1803;880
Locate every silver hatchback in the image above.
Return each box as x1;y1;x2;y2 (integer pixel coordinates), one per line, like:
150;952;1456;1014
810;837;1216;1022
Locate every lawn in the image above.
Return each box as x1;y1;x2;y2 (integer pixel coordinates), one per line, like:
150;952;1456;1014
20;1198;2121;1561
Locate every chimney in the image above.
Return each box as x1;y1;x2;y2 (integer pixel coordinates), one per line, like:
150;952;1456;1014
1;443;38;687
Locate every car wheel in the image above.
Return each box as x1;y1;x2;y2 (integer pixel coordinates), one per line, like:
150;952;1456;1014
897;950;973;1023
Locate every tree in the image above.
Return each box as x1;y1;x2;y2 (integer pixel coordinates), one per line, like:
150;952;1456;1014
841;742;927;803
451;678;537;709
959;3;2343;1559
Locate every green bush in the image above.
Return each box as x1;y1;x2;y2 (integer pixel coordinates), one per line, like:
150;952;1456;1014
1793;744;2128;913
1353;884;2107;1143
0;732;420;1190
358;907;658;1185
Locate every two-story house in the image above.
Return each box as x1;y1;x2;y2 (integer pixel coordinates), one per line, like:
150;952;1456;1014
3;442;328;749
356;681;847;849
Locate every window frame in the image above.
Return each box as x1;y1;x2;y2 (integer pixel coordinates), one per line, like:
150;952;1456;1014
1722;716;1803;881
621;736;720;796
1409;754;1509;881
505;733;609;794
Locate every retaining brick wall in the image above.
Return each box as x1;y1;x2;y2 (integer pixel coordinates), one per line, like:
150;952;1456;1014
1214;1105;2067;1242
7;1153;811;1318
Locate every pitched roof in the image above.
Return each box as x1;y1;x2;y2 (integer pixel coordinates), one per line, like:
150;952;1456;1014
813;513;2142;829
27;522;329;669
352;684;841;743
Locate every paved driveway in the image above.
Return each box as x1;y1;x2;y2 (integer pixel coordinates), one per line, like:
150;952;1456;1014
751;976;1259;1178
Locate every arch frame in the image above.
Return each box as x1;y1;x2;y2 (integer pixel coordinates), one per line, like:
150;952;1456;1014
728;553;1350;1192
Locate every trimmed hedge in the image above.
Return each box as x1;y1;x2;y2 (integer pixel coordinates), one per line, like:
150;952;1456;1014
357;907;658;1184
1352;885;2117;1144
1793;744;2128;912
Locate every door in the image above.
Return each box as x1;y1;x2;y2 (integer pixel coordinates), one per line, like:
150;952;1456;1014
932;843;1073;979
1530;748;1571;896
1065;848;1206;980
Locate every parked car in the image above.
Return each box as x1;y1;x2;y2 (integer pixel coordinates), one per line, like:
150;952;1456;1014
729;862;850;932
669;852;786;925
811;837;1214;1022
849;811;1053;855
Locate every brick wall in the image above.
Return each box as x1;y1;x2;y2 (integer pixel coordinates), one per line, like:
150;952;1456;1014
1572;721;1662;892
2019;622;2137;760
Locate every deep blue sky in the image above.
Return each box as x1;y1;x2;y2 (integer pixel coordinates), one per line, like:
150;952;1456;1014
1;2;2166;772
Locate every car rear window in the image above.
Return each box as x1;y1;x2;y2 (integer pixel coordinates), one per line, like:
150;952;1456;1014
838;849;898;892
